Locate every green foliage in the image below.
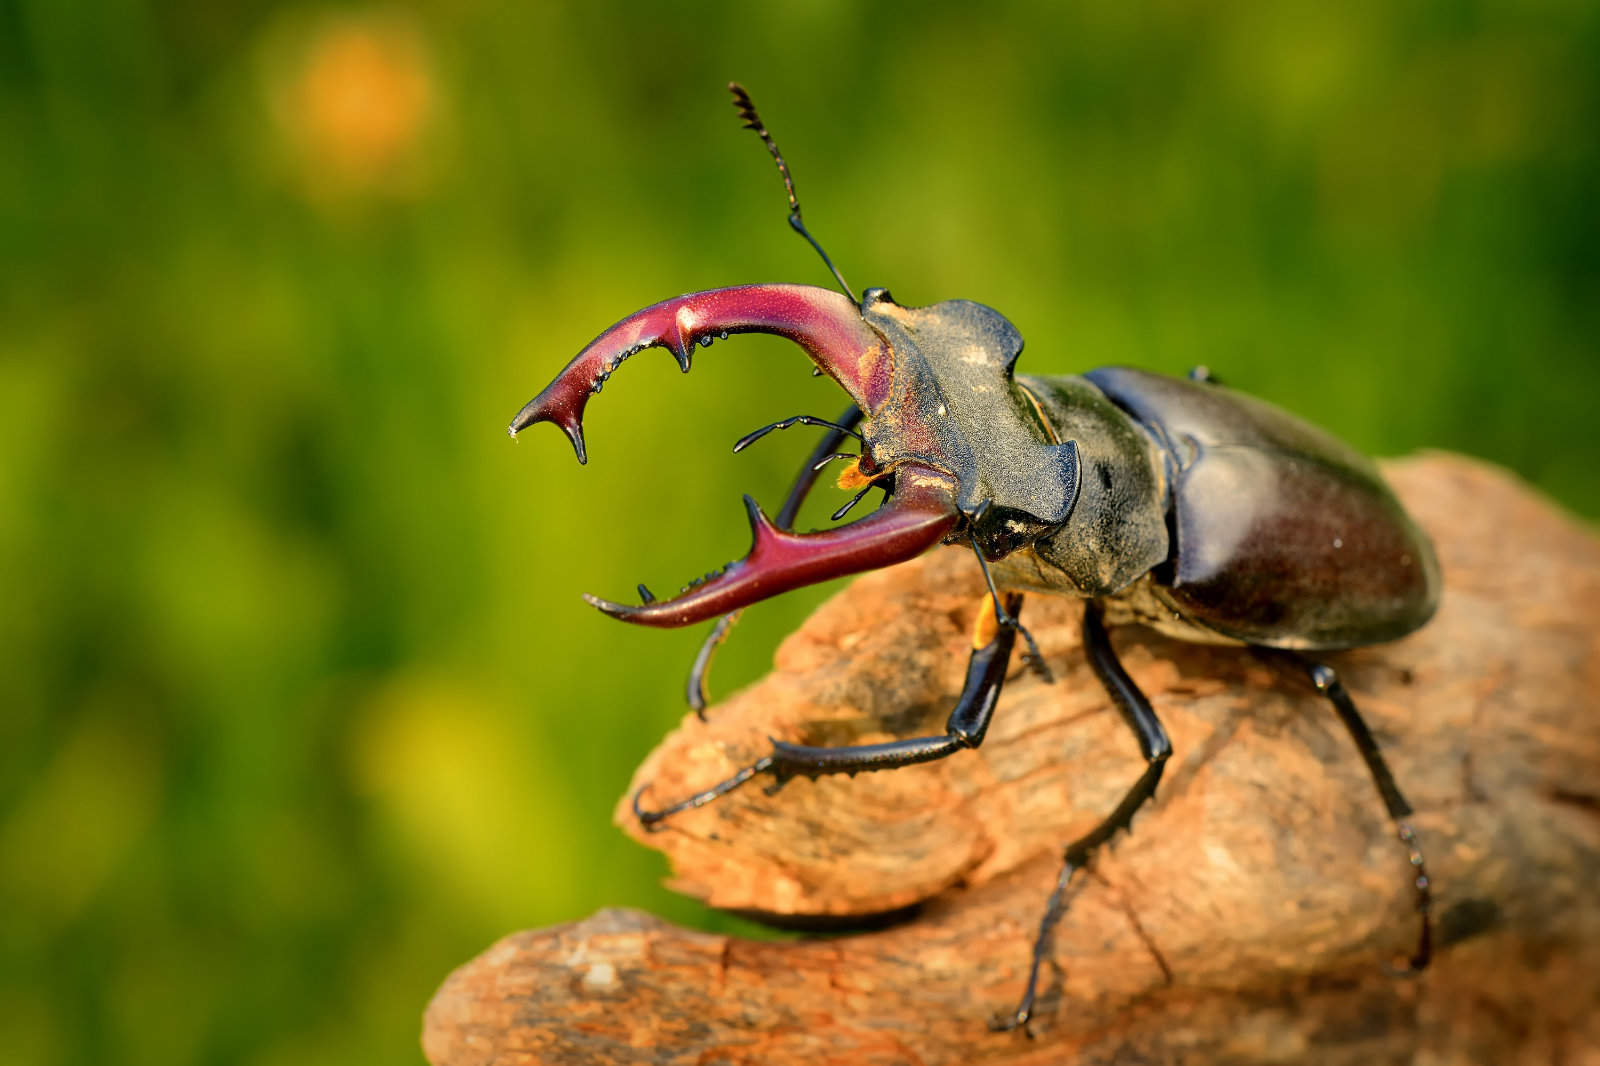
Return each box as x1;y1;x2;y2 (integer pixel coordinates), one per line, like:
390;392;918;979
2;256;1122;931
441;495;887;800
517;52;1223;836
2;1;1595;1062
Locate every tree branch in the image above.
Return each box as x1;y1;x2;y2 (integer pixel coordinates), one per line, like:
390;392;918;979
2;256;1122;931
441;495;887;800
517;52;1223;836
426;454;1600;1065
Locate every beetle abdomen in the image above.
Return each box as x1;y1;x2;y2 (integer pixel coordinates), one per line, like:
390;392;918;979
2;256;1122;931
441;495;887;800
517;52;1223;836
1086;368;1440;650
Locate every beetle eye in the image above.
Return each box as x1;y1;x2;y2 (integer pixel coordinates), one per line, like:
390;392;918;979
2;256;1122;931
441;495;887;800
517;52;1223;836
969;505;1051;559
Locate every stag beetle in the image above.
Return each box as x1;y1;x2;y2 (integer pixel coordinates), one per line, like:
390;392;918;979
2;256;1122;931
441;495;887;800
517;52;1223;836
509;85;1439;1032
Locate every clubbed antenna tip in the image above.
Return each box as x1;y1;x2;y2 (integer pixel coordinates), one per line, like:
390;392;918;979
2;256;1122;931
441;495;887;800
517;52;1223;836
726;82;856;304
728;82;763;131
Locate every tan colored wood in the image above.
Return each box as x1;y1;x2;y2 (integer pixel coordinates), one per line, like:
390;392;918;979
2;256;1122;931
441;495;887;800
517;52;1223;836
426;454;1600;1065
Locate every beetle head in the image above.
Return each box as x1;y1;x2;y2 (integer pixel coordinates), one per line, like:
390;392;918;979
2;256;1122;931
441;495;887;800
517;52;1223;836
509;283;1079;626
855;288;1081;559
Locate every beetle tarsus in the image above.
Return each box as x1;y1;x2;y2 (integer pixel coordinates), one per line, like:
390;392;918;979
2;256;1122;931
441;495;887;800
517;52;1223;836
1381;823;1433;975
1001;601;1172;1034
632;755;778;828
1279;652;1434;974
990;855;1081;1036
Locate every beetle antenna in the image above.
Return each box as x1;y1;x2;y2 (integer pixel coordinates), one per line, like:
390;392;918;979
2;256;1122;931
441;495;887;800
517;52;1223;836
728;82;857;304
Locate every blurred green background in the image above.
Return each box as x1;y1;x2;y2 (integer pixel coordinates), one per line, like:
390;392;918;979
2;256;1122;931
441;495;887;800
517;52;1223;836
3;1;1596;1063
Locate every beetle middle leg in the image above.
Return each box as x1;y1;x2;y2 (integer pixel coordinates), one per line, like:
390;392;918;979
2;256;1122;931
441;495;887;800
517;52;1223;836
993;600;1172;1034
636;591;1026;826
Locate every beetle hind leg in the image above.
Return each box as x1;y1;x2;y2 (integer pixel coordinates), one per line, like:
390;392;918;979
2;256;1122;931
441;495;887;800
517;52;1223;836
635;592;1024;828
994;601;1172;1035
1274;652;1433;973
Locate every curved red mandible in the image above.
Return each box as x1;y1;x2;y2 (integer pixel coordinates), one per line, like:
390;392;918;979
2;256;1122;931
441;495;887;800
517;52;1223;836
508;284;892;464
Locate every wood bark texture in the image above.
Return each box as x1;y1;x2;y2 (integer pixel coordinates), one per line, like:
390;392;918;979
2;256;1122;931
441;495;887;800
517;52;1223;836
425;454;1600;1065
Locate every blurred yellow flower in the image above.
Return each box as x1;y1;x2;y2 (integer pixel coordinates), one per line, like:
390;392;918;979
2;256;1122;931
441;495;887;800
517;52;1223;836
264;9;441;202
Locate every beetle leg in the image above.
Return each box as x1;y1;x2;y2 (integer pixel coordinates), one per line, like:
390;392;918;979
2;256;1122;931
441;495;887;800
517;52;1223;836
1281;653;1433;974
634;593;1024;827
687;404;865;716
993;600;1172;1035
967;535;1054;683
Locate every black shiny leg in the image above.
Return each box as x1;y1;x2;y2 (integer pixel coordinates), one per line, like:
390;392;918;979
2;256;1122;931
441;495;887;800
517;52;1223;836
1283;652;1433;973
637;593;1024;826
686;403;865;715
994;601;1172;1034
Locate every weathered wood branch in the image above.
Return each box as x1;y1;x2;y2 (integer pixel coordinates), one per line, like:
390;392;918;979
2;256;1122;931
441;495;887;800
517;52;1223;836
426;454;1600;1065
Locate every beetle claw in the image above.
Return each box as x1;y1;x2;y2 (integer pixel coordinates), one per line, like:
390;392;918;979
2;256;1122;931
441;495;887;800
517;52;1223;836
579;470;959;629
630;783;669;833
508;284;891;464
509;396;587;464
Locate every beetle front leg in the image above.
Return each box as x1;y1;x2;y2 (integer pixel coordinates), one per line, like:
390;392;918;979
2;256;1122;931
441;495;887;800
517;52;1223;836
636;592;1024;827
994;600;1172;1035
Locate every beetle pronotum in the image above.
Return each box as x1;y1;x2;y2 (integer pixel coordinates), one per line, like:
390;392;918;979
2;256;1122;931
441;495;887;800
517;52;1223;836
509;84;1437;1031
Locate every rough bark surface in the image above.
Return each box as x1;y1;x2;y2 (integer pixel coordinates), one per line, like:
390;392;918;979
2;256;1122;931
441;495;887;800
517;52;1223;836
426;454;1600;1065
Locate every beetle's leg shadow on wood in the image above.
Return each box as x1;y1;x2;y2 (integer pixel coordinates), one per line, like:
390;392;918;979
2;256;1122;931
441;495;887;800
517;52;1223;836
686;403;865;716
1257;648;1434;974
993;600;1173;1035
636;591;1027;826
